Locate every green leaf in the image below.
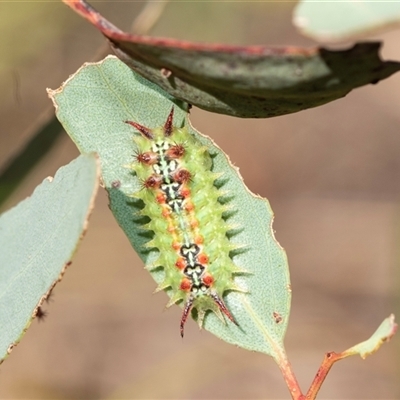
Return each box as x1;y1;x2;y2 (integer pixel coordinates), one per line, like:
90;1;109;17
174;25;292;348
48;56;291;357
294;0;400;43
62;0;400;118
344;314;397;359
0;154;99;363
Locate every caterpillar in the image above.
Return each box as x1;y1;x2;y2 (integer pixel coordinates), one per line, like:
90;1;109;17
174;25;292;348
126;108;244;337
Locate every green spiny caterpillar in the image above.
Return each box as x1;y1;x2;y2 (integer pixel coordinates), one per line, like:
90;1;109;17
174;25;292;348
126;108;244;337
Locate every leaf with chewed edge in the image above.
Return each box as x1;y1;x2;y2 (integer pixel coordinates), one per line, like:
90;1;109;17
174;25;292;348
0;154;99;363
344;314;397;359
48;56;291;359
305;315;397;399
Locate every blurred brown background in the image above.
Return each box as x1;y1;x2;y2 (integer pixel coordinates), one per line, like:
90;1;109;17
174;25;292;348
0;2;399;399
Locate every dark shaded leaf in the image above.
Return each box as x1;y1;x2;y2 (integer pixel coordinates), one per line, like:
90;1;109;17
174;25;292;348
63;0;400;118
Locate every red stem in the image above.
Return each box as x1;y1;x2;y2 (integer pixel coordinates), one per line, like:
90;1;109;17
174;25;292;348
276;347;348;400
276;347;305;400
305;352;344;399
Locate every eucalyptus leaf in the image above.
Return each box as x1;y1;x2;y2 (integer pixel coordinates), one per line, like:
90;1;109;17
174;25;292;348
48;56;291;358
0;154;99;363
294;0;400;43
62;0;400;118
344;314;397;359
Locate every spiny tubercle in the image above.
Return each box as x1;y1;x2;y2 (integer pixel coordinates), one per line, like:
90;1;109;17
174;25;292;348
126;107;239;337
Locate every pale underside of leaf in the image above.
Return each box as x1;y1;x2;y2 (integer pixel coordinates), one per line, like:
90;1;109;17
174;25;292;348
294;1;400;43
0;154;99;363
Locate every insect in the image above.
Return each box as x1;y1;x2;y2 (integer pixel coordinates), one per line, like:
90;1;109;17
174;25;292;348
126;107;244;337
35;306;48;322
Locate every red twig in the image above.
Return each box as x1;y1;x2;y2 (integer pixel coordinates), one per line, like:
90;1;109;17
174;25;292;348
275;347;305;400
305;352;345;399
